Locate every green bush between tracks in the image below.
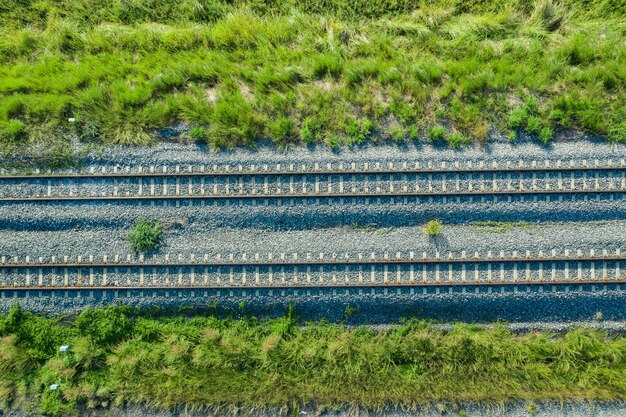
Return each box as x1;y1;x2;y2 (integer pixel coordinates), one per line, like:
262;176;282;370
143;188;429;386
0;304;625;415
125;218;164;253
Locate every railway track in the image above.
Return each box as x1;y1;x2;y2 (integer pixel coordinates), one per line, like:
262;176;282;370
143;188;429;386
2;250;625;290
1;159;625;201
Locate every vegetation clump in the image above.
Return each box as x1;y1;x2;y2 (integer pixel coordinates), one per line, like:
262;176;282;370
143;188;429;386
0;304;625;416
126;218;163;252
0;0;624;157
423;219;443;236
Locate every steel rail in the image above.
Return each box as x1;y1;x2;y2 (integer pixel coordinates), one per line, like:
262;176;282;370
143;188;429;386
1;165;625;180
2;254;626;268
2;280;626;291
1;188;624;202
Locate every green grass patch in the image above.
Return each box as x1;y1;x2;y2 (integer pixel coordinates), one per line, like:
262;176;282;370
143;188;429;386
126;218;163;252
0;0;624;158
0;304;625;416
469;221;532;233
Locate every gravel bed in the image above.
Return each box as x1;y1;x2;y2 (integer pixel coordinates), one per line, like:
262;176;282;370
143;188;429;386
1;197;626;232
1;286;624;323
29;137;626;169
2;140;625;324
3;401;626;417
1;215;625;260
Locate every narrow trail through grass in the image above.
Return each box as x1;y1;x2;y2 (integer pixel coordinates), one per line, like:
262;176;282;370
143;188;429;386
1;305;625;416
0;0;624;163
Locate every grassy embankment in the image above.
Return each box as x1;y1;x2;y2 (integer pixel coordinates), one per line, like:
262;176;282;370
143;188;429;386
0;0;624;162
1;305;625;416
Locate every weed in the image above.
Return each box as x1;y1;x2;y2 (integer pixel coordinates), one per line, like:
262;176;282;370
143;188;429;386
327;135;341;148
447;132;471;149
187;126;208;142
427;125;446;142
525;116;542;136
345;117;371;146
469;221;531;233
126;218;163;253
2;119;28;143
352;220;377;232
539;126;553;143
423;219;443;237
390;125;406;142
269;117;297;148
344;305;358;318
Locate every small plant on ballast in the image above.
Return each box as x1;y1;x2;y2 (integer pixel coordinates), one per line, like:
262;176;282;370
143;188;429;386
126;218;163;252
423;219;443;237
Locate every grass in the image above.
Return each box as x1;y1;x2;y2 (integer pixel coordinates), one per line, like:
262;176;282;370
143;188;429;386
423;219;443;236
469;221;531;233
125;218;163;252
0;0;624;161
0;304;625;416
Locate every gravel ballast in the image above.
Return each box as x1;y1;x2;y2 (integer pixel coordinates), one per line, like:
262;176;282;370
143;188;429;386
0;220;623;259
3;401;626;417
76;137;626;168
2;286;624;324
1;139;625;324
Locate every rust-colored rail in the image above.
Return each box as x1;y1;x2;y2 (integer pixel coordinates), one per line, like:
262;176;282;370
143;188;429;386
1;164;625;180
2;254;625;268
1;188;625;202
2;280;625;292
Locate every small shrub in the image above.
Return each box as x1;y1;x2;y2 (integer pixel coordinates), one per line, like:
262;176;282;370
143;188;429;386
269;117;297;147
423;219;443;237
539;126;553;143
1;96;25;120
447;132;471;149
3;119;28;142
427;125;446;142
126;218;163;252
209;90;264;148
345;117;371;146
608;121;626;143
344;305;358;318
407;126;420;140
76;121;100;142
508;109;528;129
507;130;517;141
390;125;406;142
300;119;314;144
327;134;341;148
527;401;538;415
75;306;134;346
525;116;542;135
188;126;208;142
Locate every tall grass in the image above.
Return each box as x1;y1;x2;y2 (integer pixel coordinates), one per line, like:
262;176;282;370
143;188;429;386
0;0;624;155
0;305;625;416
